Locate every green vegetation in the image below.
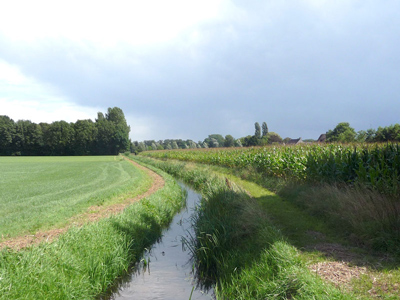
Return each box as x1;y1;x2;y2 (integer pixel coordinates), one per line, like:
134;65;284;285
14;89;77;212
141;143;400;196
0;107;130;155
0;156;152;240
131;122;400;153
135;155;400;299
133;156;354;299
141;144;400;253
0;158;185;299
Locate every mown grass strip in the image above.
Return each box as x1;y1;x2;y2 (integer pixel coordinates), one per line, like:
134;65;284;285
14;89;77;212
0;159;184;299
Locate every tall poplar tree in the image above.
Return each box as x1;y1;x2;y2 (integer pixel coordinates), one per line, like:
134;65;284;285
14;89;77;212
254;122;261;139
262;122;268;137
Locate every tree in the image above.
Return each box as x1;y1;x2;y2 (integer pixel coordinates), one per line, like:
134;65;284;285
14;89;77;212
210;138;219;148
46;121;75;155
375;124;400;142
224;135;235;147
188;140;197;148
326;122;356;143
241;135;259;147
106;107;130;154
95;113;114;155
234;139;243;147
267;132;283;144
365;128;376;142
254;122;261;139
171;141;179;149
73;119;97;155
95;107;130;155
204;134;225;148
138;142;146;152
262;122;268;137
14;120;43;155
355;130;367;143
0;115;15;155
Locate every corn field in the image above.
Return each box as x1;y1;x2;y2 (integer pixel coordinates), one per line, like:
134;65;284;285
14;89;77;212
140;143;400;196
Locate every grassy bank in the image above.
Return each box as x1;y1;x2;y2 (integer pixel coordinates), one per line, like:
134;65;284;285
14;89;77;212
133;156;355;299
0;156;152;239
141;146;400;254
0;158;184;299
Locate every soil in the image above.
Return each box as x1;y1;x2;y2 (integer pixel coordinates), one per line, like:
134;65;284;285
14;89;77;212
0;157;165;250
307;241;399;297
307;242;369;289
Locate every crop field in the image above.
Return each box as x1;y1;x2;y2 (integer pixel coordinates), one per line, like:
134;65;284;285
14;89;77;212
0;156;151;240
141;143;400;195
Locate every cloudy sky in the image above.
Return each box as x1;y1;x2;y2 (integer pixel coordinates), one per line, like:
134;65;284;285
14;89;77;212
1;0;399;142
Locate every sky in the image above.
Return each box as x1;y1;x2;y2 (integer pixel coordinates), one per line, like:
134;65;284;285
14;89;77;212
1;0;399;142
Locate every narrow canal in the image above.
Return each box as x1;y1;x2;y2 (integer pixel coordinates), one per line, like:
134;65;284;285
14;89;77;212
110;184;213;300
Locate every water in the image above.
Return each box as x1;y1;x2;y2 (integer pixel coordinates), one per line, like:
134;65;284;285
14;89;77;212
109;184;213;300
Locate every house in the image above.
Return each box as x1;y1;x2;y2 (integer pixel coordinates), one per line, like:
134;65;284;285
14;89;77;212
287;137;303;145
317;134;326;143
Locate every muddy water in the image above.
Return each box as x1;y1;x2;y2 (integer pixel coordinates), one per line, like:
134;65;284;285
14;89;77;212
110;184;213;300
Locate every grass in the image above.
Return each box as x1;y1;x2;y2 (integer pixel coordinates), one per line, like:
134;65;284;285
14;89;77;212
0;157;185;299
134;156;355;299
136;156;400;299
0;156;152;240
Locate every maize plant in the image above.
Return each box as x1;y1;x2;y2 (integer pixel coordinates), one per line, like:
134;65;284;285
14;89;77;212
141;143;400;196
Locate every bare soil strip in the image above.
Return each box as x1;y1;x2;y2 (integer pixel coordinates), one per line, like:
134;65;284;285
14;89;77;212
307;242;398;297
0;158;164;250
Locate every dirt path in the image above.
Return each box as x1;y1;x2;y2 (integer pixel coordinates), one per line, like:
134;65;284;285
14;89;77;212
0;157;165;250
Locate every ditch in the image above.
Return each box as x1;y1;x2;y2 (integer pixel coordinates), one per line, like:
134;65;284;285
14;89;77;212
108;183;213;300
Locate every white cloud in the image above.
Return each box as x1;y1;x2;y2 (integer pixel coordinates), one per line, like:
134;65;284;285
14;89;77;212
0;60;101;123
0;0;226;47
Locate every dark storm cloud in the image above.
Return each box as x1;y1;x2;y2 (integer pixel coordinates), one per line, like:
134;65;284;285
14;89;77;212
1;1;400;141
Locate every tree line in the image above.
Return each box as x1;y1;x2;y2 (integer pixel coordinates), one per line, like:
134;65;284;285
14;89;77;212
326;122;400;143
0;107;130;156
131;121;285;153
131;121;400;153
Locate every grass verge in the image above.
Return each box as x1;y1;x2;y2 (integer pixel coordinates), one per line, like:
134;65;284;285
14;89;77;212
134;156;355;299
0;158;184;299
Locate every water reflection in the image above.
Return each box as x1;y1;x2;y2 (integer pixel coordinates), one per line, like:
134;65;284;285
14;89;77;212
110;184;213;300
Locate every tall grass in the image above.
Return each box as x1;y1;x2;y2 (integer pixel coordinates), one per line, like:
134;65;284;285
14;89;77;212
0;161;185;299
135;156;353;299
140;145;400;253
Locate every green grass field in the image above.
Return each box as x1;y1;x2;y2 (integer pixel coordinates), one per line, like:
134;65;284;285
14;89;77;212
0;156;152;240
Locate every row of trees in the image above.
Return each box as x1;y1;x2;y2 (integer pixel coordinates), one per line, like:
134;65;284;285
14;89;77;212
132;121;400;154
130;135;240;153
326;122;400;143
0;107;130;156
131;122;285;153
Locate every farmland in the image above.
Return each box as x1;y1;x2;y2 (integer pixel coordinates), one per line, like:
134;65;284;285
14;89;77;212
141;143;400;195
0;156;185;299
0;156;152;240
133;151;400;299
140;144;400;253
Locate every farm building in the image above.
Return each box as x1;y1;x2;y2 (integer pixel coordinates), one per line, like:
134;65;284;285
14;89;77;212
287;138;303;145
